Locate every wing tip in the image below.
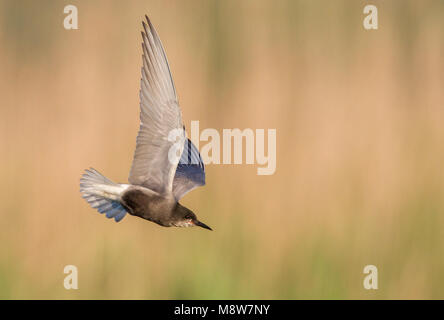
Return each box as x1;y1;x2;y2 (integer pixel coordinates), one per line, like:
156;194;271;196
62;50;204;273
145;15;155;33
142;14;159;41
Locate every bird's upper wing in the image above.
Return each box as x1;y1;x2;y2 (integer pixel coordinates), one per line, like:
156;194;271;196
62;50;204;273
173;137;205;200
128;16;184;194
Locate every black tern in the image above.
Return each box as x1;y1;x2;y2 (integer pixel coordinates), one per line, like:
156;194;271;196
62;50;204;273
80;16;211;231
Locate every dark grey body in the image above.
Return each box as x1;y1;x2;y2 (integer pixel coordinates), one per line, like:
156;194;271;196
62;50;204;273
121;187;174;226
120;186;209;229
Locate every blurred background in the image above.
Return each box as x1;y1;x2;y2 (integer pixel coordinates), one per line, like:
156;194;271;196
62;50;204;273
0;0;444;299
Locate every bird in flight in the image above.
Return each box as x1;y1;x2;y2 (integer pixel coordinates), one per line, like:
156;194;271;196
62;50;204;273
79;15;211;231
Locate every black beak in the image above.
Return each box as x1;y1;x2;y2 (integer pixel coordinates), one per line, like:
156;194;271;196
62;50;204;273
195;220;212;231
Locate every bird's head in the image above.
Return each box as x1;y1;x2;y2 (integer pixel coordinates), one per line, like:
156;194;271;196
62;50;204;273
172;203;212;231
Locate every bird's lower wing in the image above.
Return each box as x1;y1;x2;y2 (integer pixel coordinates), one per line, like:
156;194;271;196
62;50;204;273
173;138;205;200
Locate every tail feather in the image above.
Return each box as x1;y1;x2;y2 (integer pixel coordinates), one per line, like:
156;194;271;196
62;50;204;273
114;210;127;222
80;168;129;223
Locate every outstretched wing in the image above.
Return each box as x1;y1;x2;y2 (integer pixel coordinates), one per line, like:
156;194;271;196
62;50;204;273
173;138;205;200
128;15;184;194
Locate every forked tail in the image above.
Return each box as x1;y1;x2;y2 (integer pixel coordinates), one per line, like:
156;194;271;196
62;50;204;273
79;168;129;222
